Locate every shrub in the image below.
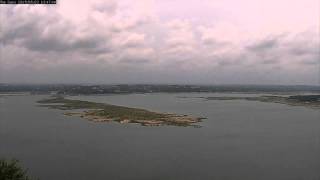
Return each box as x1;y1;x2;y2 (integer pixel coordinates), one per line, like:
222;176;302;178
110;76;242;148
0;159;36;180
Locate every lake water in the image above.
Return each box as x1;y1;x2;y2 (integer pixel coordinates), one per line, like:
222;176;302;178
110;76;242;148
1;93;320;180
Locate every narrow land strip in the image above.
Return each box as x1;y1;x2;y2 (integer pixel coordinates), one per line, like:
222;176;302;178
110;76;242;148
198;95;320;109
38;97;204;127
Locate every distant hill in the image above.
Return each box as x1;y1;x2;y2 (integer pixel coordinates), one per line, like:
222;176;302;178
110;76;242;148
0;84;319;95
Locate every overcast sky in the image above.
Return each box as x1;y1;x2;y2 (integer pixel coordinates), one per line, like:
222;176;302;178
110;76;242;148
0;0;319;85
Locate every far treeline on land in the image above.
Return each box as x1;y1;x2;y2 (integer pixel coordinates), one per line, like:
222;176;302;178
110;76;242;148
0;84;319;95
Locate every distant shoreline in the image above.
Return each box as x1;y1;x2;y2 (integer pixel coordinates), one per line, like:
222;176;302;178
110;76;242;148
1;84;319;95
0;92;31;96
191;95;320;109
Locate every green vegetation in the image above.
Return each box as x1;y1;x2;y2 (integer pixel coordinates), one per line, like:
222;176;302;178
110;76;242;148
0;159;36;180
38;97;203;127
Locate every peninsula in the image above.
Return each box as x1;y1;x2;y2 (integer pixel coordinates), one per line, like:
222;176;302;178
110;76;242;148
38;97;204;127
200;95;320;109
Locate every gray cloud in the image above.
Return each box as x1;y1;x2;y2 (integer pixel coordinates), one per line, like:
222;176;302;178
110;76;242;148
119;58;151;64
92;0;117;15
0;4;319;85
261;58;279;64
1;13;111;54
244;33;319;67
247;38;278;52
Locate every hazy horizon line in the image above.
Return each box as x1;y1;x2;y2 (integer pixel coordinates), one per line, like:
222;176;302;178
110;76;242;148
1;82;319;87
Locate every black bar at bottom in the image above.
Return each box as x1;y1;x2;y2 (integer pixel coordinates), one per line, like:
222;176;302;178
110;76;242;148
0;0;56;4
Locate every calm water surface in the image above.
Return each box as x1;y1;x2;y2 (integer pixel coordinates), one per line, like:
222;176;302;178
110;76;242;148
1;93;320;180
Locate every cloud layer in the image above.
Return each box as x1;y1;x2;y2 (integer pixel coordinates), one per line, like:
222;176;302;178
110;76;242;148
0;0;319;85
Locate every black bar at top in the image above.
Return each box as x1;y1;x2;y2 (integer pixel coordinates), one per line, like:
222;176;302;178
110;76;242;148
0;0;56;4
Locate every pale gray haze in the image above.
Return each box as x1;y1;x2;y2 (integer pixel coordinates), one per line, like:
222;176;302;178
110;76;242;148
0;0;319;84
